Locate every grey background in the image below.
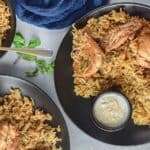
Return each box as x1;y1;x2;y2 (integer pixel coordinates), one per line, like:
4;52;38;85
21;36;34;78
0;0;150;149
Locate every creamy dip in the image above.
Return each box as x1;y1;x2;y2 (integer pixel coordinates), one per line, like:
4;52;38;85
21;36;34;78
93;92;130;128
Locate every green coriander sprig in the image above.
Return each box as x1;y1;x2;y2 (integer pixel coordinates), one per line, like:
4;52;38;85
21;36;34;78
13;32;54;77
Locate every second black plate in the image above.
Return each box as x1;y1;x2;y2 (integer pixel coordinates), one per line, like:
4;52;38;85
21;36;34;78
0;75;70;149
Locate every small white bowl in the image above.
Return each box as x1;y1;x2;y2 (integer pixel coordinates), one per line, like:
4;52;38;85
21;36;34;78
92;91;131;132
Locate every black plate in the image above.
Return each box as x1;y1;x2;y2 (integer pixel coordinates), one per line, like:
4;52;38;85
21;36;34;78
0;75;70;150
55;3;150;145
0;0;16;57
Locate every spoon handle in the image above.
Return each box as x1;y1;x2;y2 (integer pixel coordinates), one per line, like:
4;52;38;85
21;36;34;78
0;47;53;57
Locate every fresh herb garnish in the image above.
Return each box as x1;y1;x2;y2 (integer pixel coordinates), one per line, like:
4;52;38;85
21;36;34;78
28;38;41;48
26;68;39;77
18;54;37;61
14;32;39;61
13;32;54;77
13;32;25;48
36;60;55;74
19;37;41;61
26;60;55;77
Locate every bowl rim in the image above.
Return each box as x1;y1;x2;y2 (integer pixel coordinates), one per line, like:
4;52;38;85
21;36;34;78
91;91;132;132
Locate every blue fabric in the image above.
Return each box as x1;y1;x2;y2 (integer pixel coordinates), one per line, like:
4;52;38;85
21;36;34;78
12;0;104;29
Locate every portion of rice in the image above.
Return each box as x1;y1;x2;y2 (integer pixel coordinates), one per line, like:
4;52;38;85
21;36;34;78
0;89;62;150
71;10;150;126
0;0;11;44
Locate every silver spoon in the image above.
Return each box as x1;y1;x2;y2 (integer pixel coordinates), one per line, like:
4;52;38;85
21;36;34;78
0;47;53;57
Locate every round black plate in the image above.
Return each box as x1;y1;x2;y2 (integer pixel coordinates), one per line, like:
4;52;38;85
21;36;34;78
0;0;16;57
0;75;70;150
55;3;150;145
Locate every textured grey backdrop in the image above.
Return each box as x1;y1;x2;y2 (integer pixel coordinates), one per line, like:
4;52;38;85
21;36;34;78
0;0;150;149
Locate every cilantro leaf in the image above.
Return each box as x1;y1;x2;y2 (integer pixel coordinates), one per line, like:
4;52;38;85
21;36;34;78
36;59;47;73
15;37;41;61
18;53;37;61
47;61;55;74
13;32;25;48
26;68;39;77
36;60;55;74
28;38;41;48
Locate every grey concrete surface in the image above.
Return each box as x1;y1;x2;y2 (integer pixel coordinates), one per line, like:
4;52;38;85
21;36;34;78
0;0;150;149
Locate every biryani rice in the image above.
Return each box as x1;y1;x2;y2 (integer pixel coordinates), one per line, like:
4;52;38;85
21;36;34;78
0;89;62;150
71;10;150;126
0;0;11;44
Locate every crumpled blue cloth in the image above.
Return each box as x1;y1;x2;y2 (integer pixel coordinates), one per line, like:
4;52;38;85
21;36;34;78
12;0;104;29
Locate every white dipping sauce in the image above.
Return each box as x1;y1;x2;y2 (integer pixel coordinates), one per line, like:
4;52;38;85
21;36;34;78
93;92;130;128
